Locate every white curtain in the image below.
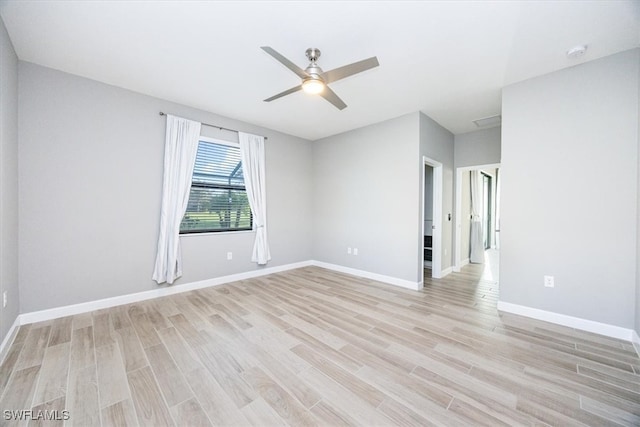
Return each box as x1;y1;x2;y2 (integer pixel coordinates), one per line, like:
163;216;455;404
152;115;202;284
469;170;485;264
239;132;271;265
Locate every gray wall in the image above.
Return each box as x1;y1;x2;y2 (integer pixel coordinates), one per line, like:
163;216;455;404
14;48;640;339
454;126;501;168
0;17;19;343
18;62;313;313
419;113;455;275
637;48;640;340
501;49;639;328
312;112;421;283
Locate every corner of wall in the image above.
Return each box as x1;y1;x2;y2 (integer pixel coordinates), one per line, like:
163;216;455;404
311;112;423;284
0;15;21;347
635;48;640;341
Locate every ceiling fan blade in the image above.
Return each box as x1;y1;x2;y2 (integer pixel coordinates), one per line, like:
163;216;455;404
264;85;303;102
261;46;308;79
321;56;379;84
319;86;347;110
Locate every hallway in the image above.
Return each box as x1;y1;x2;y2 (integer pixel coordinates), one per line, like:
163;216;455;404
424;249;499;312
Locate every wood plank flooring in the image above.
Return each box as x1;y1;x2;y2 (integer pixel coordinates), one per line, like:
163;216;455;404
1;261;639;426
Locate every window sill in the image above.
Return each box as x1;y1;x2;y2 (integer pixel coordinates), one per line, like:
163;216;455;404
179;230;256;237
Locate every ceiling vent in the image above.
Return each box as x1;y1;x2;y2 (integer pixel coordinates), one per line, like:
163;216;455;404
472;115;501;128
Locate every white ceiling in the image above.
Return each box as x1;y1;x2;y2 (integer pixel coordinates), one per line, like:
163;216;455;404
1;1;638;140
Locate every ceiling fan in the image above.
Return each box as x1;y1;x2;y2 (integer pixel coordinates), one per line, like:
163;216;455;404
261;46;379;110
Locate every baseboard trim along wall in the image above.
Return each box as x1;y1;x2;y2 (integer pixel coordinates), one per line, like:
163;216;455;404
453;258;470;272
0;316;21;366
312;261;423;291
5;262;638;362
20;260;315;325
0;259;423;360
439;267;453;278
497;300;637;343
632;330;640;359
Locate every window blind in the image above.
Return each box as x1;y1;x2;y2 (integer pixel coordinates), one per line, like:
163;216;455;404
180;141;252;233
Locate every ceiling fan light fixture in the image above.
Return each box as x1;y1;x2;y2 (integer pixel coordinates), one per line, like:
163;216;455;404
261;46;379;109
302;78;325;95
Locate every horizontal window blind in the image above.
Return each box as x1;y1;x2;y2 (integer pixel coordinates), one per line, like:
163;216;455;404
180;141;252;233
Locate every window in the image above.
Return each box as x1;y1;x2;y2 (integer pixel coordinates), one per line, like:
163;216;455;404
180;139;252;233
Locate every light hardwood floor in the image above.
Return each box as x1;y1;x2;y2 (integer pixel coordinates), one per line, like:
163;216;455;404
1;261;639;426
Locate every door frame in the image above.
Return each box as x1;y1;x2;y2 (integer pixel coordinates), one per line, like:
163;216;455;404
422;157;443;279
481;171;492;249
454;163;500;272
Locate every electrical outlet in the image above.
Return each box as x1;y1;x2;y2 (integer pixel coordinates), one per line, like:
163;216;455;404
544;275;554;288
2;291;6;308
347;247;352;254
353;248;359;255
227;252;233;260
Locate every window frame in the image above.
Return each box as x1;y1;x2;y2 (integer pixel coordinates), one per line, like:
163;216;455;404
179;136;253;236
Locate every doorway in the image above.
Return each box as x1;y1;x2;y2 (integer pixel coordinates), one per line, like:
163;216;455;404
424;165;434;271
454;163;501;272
422;157;442;279
482;172;492;249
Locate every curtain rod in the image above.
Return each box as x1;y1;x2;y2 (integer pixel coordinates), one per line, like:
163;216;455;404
159;112;267;140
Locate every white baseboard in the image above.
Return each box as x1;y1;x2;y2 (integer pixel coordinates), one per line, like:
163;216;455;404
497;301;635;342
14;259;422;330
632;330;640;359
0;316;21;366
453;258;470;273
311;261;423;291
433;266;453;279
6;260;638;357
19;260;314;326
440;267;453;278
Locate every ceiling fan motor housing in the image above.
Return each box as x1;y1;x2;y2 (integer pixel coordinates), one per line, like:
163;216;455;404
305;48;321;63
305;48;324;81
